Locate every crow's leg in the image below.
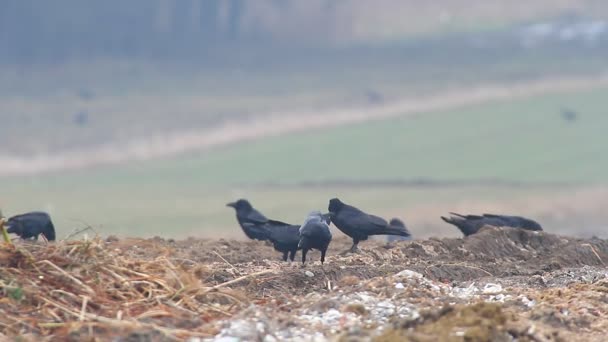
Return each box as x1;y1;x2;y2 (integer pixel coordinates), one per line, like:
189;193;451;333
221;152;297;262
349;239;360;253
282;251;288;262
289;249;296;262
320;249;327;264
301;249;308;264
340;239;360;254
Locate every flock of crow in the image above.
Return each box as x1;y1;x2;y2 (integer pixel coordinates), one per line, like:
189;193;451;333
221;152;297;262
0;198;543;265
227;197;544;263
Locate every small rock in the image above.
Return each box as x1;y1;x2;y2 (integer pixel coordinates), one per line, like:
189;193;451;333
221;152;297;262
212;337;240;342
482;283;503;294
105;235;119;243
340;275;361;286
395;282;405;289
343;303;367;316
520;295;536;308
395;270;424;279
489;294;508;302
305;271;315;278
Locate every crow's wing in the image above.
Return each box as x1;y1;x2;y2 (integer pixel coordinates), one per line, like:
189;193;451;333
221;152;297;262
367;214;389;227
485;214;535;223
9;212;50;223
9;214;49;229
483;214;541;230
268;225;300;245
482;214;525;226
300;221;331;239
244;208;269;224
478;217;509;228
342;205;387;226
343;212;390;234
482;213;509;220
267;219;292;227
241;222;271;240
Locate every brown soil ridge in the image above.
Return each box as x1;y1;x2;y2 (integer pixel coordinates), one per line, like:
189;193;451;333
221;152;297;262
0;227;606;340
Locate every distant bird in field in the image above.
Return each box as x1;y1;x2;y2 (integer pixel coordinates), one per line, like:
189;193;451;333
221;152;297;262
386;218;413;242
226;199;273;240
560;107;578;122
6;211;56;241
441;212;543;237
328;198;412;253
298;211;332;264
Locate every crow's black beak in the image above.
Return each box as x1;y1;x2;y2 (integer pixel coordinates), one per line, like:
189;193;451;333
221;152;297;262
226;202;236;208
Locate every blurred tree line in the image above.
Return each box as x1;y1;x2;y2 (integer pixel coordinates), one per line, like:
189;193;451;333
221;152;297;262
0;0;339;63
0;0;604;64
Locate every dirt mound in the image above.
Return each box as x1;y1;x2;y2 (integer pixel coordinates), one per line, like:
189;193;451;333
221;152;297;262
117;228;607;295
0;228;606;341
394;227;607;282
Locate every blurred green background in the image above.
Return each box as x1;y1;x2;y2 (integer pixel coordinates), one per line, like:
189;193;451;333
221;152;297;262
1;1;607;238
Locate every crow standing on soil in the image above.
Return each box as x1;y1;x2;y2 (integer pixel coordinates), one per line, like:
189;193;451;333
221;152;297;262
6;211;56;241
266;221;301;262
226;198;301;261
386;218;413;242
226;199;274;240
328;198;412;253
298;211;332;264
266;213;332;262
441;212;543;237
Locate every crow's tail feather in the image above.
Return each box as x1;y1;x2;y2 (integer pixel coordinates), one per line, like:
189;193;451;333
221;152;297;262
449;212;466;218
441;216;455;224
373;227;412;237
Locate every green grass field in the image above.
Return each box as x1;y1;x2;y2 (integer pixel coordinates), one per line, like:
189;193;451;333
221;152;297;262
1;85;607;238
90;85;608;185
1;44;606;155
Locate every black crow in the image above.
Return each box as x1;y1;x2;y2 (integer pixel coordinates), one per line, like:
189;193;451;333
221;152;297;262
386;218;413;242
6;211;56;241
328;198;411;253
298;211;332;264
226;198;301;260
266;221;301;262
441;212;542;237
226;199;272;240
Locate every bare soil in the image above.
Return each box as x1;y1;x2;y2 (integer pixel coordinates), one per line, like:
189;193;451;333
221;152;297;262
1;227;607;341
